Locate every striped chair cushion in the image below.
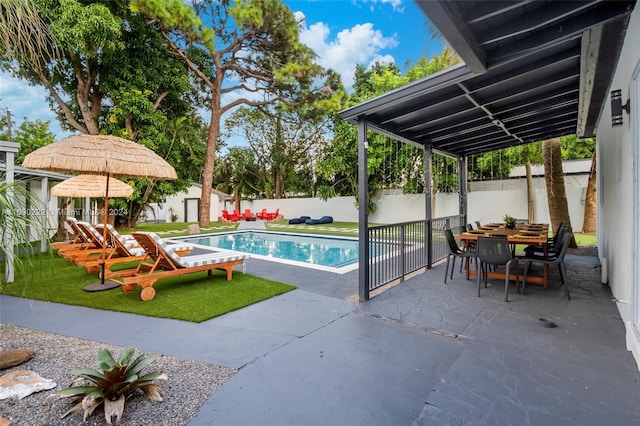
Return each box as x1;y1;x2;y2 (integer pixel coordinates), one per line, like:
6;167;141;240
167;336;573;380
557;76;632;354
106;224;135;242
79;221;104;245
66;217;86;237
144;232;246;269
177;251;249;268
126;246;146;257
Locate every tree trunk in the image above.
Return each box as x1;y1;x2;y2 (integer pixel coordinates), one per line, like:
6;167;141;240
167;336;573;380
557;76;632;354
542;138;577;248
582;151;597;233
525;162;535;223
234;188;241;212
199;100;220;227
54;198;72;241
75;70;101;135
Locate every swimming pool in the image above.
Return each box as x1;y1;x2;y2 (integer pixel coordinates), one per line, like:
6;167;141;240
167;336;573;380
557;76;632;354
174;231;362;272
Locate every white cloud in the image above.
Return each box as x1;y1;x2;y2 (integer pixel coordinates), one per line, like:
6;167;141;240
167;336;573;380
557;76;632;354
355;0;405;13
298;18;398;90
0;71;70;140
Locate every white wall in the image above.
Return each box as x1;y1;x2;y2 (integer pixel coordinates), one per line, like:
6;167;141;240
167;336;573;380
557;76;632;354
596;5;640;369
146;185;219;223
244;173;589;229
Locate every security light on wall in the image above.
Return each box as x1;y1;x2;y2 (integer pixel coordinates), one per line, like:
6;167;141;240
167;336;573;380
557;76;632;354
611;89;631;127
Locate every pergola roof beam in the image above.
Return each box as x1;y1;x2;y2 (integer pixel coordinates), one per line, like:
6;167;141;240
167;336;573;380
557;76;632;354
415;1;487;72
487;1;635;66
478;1;600;46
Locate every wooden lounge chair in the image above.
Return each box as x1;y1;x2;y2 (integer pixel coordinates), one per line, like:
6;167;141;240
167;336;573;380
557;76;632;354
111;232;250;301
79;224;191;275
59;221;111;261
52;218;91;252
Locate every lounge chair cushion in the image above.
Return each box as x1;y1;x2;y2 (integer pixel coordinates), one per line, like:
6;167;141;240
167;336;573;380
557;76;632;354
102;225;191;257
177;252;250;268
305;216;333;225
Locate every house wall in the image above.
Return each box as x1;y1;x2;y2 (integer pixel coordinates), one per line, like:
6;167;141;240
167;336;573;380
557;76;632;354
243;174;588;228
147;185;219;223
596;5;640;369
13;179;59;242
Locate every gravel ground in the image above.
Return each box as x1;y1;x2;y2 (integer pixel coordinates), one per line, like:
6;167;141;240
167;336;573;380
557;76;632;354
0;325;236;425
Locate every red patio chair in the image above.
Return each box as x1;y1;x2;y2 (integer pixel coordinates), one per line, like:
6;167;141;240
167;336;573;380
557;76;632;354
266;208;280;221
256;208;269;220
243;209;255;220
222;209;240;222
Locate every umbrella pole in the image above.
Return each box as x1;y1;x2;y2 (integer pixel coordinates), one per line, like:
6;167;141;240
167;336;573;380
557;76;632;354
84;173;120;292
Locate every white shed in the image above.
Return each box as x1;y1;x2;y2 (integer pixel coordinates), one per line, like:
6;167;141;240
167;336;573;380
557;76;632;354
145;184;232;223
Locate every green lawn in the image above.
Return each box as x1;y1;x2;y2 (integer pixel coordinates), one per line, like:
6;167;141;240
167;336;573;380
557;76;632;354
0;252;294;322
121;221;239;237
574;232;596;246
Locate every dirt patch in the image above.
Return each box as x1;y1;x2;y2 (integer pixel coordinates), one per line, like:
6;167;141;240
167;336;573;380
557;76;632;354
568;246;598;256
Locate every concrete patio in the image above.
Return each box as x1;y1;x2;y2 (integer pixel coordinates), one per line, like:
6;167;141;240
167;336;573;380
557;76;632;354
1;251;639;425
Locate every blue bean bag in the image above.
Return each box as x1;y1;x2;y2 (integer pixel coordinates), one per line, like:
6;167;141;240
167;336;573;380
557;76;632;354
305;216;333;225
288;216;310;224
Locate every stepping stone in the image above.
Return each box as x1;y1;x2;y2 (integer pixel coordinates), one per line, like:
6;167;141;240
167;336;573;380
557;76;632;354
0;350;34;370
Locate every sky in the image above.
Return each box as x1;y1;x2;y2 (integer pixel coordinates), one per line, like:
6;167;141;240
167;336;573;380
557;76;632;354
0;0;443;142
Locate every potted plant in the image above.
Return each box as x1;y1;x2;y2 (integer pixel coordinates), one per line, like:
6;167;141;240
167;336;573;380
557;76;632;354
504;214;517;229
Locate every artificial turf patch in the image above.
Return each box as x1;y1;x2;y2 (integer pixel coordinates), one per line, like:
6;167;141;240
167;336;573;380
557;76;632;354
1;252;295;323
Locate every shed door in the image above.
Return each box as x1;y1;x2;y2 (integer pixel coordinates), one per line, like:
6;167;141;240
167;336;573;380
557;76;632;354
184;198;200;223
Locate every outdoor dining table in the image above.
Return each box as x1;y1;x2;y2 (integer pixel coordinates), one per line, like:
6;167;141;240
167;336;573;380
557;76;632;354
457;223;551;288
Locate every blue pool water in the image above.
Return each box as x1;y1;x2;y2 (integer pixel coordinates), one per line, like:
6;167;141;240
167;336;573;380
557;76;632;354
175;231;360;268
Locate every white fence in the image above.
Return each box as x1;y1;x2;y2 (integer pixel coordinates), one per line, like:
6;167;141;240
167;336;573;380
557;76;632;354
240;174;590;231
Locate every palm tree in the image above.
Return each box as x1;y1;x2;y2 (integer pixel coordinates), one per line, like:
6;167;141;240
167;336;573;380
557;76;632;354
0;0;60;66
582;151;597;233
542;138;577;248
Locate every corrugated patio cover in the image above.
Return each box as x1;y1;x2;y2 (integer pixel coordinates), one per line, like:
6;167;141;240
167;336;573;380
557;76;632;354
50;174;134;198
22;134;177;180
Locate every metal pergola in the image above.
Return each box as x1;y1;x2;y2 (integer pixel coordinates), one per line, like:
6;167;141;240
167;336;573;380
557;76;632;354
338;0;637;300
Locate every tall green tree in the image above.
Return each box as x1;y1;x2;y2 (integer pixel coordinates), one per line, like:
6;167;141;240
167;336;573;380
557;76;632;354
0;105;55;164
317;52;460;213
4;0;124;135
214;146;259;211
130;0;347;226
12;119;55;165
2;0;206;225
225;106;328;199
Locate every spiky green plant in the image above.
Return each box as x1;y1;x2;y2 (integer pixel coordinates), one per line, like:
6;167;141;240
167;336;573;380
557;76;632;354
503;214;516;225
47;347;167;426
0;177;50;282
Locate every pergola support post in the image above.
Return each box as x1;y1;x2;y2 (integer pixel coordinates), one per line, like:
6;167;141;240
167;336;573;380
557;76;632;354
425;145;433;268
458;156;468;229
358;118;370;302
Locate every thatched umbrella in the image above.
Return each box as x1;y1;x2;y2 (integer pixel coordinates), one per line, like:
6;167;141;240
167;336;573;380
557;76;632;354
23;135;177;291
51;174;134;198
